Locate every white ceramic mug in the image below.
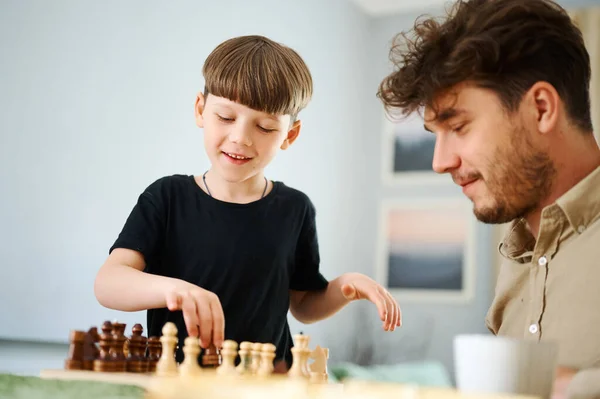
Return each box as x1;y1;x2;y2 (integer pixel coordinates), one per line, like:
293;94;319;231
454;334;558;399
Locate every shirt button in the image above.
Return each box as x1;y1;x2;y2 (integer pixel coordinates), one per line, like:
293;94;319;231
529;324;538;334
578;225;585;234
538;256;547;266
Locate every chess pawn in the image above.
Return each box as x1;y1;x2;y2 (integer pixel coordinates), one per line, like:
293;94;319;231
93;322;115;372
155;322;178;377
127;323;147;373
179;337;202;376
110;323;128;372
250;342;262;374
236;341;252;375
256;343;276;377
146;336;162;372
216;340;238;376
64;330;85;370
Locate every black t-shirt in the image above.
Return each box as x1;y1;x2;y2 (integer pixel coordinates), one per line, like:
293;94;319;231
109;174;328;366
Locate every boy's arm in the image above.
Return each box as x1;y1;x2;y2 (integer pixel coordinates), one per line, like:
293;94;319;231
94;248;225;347
289;272;401;331
94;248;183;311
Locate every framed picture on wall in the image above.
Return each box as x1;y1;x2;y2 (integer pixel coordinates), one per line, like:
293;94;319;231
375;197;476;302
381;111;446;185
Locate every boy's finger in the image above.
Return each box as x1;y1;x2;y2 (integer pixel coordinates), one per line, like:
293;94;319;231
384;291;399;331
165;292;182;311
181;296;200;337
367;289;388;322
195;296;213;348
210;298;225;348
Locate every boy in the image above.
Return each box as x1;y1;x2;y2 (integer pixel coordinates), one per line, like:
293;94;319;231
94;35;400;367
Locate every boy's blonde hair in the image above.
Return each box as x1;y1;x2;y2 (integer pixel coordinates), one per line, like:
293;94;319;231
202;35;313;121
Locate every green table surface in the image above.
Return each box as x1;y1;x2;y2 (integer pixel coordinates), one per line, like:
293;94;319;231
0;373;144;399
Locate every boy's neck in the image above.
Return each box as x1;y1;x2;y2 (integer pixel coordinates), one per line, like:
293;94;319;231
199;169;269;204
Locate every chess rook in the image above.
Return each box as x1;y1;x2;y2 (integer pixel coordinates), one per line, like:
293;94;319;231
64;330;86;370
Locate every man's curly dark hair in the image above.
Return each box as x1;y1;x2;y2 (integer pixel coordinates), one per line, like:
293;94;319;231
377;0;593;133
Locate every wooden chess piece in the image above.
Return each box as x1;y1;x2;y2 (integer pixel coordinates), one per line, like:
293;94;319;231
309;346;329;382
250;342;262;374
288;334;311;379
256;343;276;377
127;323;147;373
155;322;178;377
293;334;311;377
216;340;238;376
146;336;162;372
200;343;222;368
93;321;115;372
110;321;127;372
64;330;85;370
82;327;99;370
179;337;202;376
236;341;252;375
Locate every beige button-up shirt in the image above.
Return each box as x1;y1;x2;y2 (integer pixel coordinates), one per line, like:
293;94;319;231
486;166;600;374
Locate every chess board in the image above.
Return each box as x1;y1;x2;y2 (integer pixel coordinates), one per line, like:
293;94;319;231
39;320;539;399
40;319;331;390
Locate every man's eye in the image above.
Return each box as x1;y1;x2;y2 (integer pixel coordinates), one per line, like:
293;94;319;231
451;123;466;133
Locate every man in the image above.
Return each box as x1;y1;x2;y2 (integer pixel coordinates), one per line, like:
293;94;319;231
377;0;600;397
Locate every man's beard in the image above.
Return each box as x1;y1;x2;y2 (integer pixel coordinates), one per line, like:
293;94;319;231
469;128;556;224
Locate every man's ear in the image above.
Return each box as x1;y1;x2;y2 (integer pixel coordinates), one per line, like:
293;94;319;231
281;120;301;150
194;92;206;128
526;81;560;135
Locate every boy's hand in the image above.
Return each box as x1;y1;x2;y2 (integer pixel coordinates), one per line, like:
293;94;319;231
340;272;401;331
164;282;225;348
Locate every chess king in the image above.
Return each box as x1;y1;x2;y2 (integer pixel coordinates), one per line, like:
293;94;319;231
94;34;402;368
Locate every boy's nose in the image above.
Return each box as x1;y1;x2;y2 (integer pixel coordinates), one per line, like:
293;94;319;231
228;125;252;147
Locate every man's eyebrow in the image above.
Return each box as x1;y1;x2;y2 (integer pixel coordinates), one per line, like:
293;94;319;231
423;108;467;132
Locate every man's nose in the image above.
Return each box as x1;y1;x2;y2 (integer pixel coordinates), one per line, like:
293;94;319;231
432;134;460;174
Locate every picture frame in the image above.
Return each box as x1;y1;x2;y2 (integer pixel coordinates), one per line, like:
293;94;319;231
381;111;447;185
375;197;476;303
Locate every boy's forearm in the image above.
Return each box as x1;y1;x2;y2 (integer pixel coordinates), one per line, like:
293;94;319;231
94;264;180;311
291;276;350;324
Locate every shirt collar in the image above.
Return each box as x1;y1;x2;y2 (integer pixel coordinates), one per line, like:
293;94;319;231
499;165;600;261
556;165;600;233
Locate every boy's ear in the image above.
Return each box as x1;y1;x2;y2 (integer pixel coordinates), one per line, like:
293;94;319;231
281;120;301;150
194;92;206;128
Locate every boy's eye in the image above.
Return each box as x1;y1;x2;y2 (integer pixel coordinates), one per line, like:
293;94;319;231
258;126;277;133
217;114;233;122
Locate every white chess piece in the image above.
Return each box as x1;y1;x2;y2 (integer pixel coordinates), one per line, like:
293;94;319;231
179;336;202;376
216;340;238;375
257;343;276;376
250;342;262;374
155;322;178;377
236;341;252;374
